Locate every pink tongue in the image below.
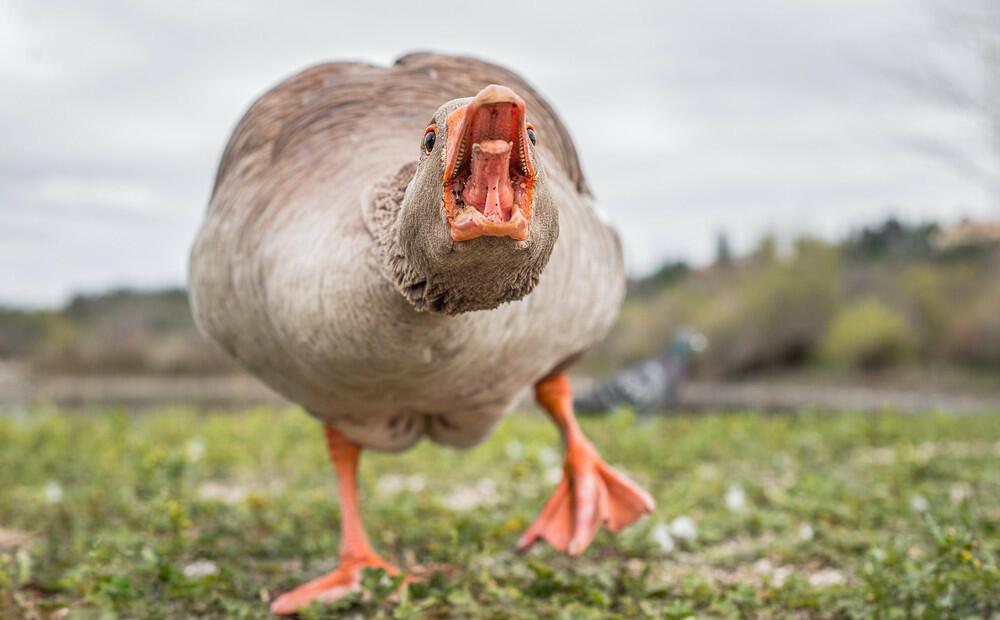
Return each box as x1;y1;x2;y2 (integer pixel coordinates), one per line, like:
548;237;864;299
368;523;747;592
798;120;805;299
462;140;514;223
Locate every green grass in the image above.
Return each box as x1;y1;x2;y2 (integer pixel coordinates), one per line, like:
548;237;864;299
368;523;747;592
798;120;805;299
1;407;997;619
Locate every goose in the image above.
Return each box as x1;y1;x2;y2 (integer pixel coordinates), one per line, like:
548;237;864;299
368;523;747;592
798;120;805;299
189;52;654;615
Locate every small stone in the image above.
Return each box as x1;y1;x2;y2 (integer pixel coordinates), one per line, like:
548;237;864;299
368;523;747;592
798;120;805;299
0;527;31;550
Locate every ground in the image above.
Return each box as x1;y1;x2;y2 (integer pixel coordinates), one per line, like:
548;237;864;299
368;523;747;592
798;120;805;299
0;407;997;619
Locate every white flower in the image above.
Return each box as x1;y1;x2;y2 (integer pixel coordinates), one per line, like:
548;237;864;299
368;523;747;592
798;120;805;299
910;494;929;513
443;478;497;511
696;464;719;479
43;482;63;504
914;443;936;463
650;523;675;553
15;548;31;581
376;474;426;497
183;559;219;579
808;568;846;587
772;566;793;587
798;523;815;541
538;447;559;466
198;481;248;504
865;447;896;465
404;474;426;493
543;466;563;485
186;438;206;462
948;483;969;504
725;484;746;512
505;440;524;460
668;516;698;542
752;559;790;585
376;475;406;496
476;477;497;495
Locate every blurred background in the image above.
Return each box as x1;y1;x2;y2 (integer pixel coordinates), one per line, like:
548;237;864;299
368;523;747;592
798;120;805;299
2;0;999;411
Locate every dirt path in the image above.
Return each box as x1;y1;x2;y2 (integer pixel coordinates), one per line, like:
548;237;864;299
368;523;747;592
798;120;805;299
678;380;1000;414
1;367;998;413
0;371;283;409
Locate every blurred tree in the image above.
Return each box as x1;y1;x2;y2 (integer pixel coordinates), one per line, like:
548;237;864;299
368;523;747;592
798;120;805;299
0;309;52;356
627;260;689;298
843;218;938;260
885;2;1000;199
752;234;778;265
944;287;1000;367
714;231;733;267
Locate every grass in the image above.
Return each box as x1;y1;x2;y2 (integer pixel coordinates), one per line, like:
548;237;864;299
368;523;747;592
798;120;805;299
0;406;998;619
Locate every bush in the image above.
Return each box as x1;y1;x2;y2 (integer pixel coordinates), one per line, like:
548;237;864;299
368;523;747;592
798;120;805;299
943;290;1000;367
705;239;842;375
821;297;911;370
0;310;66;356
900;263;977;355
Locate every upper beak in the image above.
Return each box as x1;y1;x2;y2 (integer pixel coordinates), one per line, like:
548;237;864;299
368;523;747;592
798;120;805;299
444;84;535;181
442;84;537;242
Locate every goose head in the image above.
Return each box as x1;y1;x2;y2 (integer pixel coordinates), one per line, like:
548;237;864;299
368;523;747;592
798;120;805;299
393;84;559;314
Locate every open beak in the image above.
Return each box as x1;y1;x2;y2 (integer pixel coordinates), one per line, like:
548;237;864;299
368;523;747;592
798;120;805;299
443;84;536;242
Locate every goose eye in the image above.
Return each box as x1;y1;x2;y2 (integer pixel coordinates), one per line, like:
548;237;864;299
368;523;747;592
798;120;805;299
526;124;536;145
422;126;436;153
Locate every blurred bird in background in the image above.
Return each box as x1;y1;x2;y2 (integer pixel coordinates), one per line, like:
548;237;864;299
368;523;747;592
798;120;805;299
575;328;708;416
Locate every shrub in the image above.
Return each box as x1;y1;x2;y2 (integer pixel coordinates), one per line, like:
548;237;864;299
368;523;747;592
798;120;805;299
821;297;911;370
0;310;72;356
943;290;1000;367
900;263;977;355
705;239;842;375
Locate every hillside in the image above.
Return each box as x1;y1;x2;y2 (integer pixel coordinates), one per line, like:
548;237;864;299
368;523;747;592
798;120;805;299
586;219;1000;385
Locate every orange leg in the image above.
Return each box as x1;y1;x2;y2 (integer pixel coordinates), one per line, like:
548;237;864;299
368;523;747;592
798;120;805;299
518;372;655;556
270;425;399;616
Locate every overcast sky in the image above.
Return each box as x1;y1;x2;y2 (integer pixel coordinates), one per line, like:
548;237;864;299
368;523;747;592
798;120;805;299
1;1;997;307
